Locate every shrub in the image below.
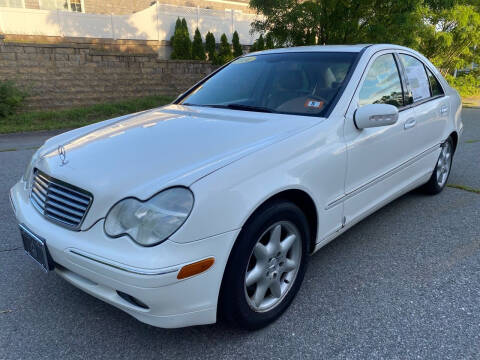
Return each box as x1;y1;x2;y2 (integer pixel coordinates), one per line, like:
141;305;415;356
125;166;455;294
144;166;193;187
192;28;206;60
305;30;316;45
205;31;216;63
265;32;275;49
256;34;265;51
232;31;243;57
445;73;480;97
218;33;233;65
0;81;26;118
250;34;265;53
170;17;191;60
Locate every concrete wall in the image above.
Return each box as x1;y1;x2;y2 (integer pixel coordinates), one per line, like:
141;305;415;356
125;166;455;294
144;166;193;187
0;35;217;111
16;0;252;14
83;0;251;14
83;0;152;14
0;4;259;45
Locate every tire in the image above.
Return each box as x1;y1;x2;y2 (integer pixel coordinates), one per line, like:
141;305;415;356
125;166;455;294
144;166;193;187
421;137;454;195
218;200;310;330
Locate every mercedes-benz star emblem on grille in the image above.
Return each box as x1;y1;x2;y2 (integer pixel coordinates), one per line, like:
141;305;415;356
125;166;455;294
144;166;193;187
58;145;68;166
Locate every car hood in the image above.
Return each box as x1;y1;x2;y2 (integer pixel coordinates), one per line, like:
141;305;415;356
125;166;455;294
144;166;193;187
35;105;322;229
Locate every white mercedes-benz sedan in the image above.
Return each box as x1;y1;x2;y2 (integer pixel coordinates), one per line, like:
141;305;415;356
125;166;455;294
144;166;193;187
10;44;462;329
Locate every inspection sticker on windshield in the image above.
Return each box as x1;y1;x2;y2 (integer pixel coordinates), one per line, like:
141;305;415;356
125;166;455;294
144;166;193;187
233;56;256;64
304;99;324;109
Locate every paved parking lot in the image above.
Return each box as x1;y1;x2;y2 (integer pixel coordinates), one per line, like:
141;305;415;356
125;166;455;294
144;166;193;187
1;109;479;359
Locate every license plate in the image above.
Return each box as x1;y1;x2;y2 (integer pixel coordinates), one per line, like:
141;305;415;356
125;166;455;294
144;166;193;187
20;225;53;272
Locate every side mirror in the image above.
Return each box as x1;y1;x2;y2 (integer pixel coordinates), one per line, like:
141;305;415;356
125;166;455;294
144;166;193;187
354;104;399;129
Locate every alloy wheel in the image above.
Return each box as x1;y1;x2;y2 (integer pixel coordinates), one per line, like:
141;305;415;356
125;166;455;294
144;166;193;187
436;141;452;187
244;221;302;312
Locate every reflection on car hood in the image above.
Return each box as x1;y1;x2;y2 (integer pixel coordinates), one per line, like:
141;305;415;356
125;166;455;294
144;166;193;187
35;104;322;229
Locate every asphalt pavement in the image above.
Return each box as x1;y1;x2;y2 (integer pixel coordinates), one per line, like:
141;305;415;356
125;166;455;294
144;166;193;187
0;109;479;359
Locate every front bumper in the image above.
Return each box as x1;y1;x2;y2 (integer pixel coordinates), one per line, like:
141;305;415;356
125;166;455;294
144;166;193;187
10;181;239;328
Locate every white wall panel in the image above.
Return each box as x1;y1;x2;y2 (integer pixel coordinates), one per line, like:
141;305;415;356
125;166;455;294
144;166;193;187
0;3;259;44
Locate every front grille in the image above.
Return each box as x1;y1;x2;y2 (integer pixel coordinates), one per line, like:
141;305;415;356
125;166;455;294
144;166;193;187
30;170;93;230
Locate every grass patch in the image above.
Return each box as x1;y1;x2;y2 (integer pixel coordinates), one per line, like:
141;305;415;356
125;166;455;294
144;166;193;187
0;95;174;134
447;183;480;194
462;95;480;108
465;139;480;144
0;146;39;152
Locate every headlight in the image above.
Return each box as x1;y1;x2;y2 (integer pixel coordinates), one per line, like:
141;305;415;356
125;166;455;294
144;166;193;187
104;187;194;246
23;148;43;190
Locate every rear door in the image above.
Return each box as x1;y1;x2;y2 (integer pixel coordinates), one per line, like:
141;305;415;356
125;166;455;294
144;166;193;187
397;53;448;157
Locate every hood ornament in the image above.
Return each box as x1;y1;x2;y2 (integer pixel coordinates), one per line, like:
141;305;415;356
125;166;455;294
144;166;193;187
58;145;68;166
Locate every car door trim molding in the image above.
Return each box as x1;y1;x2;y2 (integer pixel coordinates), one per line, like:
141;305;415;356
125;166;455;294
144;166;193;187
326;142;441;210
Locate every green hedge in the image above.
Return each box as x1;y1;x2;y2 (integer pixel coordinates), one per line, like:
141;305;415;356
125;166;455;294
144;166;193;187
445;73;480;97
0;81;27;118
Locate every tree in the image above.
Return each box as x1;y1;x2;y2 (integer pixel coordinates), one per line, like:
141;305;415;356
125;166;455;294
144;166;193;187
417;4;480;74
305;30;316;45
256;34;265;51
232;31;243;57
218;33;233;64
170;17;191;59
265;32;275;49
249;0;422;47
249;34;265;52
205;31;217;63
248;0;480;75
181;18;192;58
170;18;182;59
192;28;206;60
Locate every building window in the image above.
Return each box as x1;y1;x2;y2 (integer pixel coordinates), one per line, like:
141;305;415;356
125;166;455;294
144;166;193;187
0;0;25;8
39;0;84;12
69;0;82;12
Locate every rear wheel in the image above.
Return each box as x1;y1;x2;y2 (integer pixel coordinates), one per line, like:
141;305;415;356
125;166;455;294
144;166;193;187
422;137;454;194
219;200;309;330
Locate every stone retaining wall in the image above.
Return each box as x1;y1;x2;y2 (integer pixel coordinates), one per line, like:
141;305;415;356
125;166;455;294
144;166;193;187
0;35;217;111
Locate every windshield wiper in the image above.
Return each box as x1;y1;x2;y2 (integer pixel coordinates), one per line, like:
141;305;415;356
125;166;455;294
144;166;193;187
183;103;275;113
225;103;275;113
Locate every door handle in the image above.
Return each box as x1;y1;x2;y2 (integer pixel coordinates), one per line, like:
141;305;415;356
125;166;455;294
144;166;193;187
440;105;449;114
404;118;416;129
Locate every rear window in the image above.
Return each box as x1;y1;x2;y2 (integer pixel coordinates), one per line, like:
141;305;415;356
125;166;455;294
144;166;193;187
179;52;358;116
426;68;444;97
399;54;431;103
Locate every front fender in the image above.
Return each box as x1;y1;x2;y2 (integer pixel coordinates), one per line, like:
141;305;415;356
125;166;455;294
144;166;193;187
169;118;347;246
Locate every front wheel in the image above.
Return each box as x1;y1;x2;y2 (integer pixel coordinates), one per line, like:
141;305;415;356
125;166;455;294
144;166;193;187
218;200;310;330
422;137;454;194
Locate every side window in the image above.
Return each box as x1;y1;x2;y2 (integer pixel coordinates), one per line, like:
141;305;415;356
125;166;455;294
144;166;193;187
399;54;431;103
426;68;444;97
358;54;404;108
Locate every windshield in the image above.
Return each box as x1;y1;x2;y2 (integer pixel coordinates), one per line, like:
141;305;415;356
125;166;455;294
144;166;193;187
179;52;358;116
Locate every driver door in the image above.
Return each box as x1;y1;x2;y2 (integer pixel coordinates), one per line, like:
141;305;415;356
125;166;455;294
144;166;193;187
342;51;417;225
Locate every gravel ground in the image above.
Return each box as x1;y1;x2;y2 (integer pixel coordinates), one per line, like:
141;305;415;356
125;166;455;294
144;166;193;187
0;109;479;360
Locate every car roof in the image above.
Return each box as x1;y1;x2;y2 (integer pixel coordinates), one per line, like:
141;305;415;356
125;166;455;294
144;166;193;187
250;44;410;55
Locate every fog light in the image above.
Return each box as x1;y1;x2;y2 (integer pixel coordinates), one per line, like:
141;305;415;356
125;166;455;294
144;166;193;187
116;291;149;309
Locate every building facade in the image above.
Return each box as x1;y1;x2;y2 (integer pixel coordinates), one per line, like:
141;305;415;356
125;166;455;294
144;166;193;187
0;0;252;14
